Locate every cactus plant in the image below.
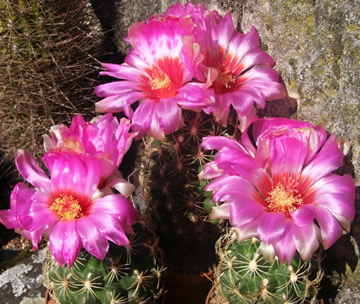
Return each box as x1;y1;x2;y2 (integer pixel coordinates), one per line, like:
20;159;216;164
211;229;323;304
136;110;240;274
46;220;165;304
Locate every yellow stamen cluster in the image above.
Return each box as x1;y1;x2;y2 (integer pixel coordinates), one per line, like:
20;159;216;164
216;72;236;89
149;68;171;91
60;138;84;154
266;182;303;214
50;194;83;220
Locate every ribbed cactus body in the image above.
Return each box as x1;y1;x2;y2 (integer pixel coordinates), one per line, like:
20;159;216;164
213;230;323;304
137;110;240;274
46;222;164;304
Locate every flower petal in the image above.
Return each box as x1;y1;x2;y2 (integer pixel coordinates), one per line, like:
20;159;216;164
302;135;343;183
311;174;355;230
90;194;138;228
315;207;343;249
272;222;296;264
88;213;129;247
132;99;155;138
76;217;109;260
257;212;286;244
293;223;320;260
230;199;265;227
15;150;51;194
95;91;144;114
157;98;181;134
290;204;316;227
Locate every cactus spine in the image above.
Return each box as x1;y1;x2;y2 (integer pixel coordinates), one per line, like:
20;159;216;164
0;0;103;162
137;110;240;274
45;221;165;304
211;229;323;304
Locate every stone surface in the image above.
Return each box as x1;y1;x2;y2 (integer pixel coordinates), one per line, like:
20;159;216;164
0;249;47;304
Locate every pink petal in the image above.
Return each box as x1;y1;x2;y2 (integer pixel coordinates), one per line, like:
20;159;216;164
293;223;320;260
210;203;230;220
228;26;259;63
290;204;316;227
15;150;51;194
9;182;53;230
315;208;343;249
94;81;136;97
205;175;254;203
48;222;66;265
90;194;138;228
76;217;109;260
100;63;143;82
302;135;343;183
233;220;259;242
240;67;286;100
272;222;296;264
201;135;245;153
311;174;355;230
257;212;286;244
0;210;21;229
211;94;231;125
157;98;181;134
59;221;81;267
216;13;234;50
240;47;275;70
230;199;265;227
200;163;223;180
132;99;155;138
95;91;144;114
268;135;308;179
228;90;259;116
49;154;101;199
16;226;50;250
88;213;129;247
176;83;215;109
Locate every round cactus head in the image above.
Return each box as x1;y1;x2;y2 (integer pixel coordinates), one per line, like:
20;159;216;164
46;221;165;304
212;229;323;304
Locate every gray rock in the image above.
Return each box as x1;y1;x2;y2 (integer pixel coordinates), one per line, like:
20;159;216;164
0;249;47;304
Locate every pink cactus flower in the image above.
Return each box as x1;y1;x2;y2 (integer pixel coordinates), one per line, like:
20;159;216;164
201;118;355;263
43;114;135;196
94;14;213;140
0;150;139;267
196;13;286;130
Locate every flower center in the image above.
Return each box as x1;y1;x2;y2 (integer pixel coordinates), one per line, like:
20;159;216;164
50;194;84;220
59;138;84;154
266;182;303;214
149;67;171;91
212;68;236;94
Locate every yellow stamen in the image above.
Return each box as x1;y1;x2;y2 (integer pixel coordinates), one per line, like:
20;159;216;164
216;72;236;88
50;194;83;220
149;68;171;91
266;182;303;213
59;138;84;154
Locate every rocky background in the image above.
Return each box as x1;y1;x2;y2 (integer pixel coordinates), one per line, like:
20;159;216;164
0;0;359;303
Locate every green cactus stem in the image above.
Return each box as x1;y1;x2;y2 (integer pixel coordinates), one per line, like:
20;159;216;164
45;220;165;304
136;110;241;274
211;229;323;304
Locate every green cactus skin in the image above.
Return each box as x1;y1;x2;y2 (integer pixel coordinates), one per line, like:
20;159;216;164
137;110;241;274
45;221;165;304
211;230;323;304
